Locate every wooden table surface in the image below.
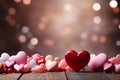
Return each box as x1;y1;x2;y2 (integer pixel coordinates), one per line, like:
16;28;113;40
0;72;119;80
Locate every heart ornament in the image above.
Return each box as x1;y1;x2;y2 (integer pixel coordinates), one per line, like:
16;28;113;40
46;60;58;71
65;50;90;71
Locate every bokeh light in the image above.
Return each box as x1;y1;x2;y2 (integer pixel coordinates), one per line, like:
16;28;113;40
30;37;39;46
64;3;72;11
14;0;21;3
8;7;16;15
93;16;101;24
0;0;120;58
99;36;107;43
116;40;120;46
91;34;98;42
21;26;30;34
92;3;101;11
38;23;46;30
23;0;31;5
109;0;118;8
18;35;27;43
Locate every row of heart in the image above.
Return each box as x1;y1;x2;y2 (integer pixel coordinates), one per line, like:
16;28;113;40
0;50;120;73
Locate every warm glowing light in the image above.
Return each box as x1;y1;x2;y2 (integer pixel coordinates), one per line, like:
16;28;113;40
116;40;120;46
21;26;29;34
14;0;21;3
30;37;39;45
18;35;27;43
92;3;101;11
93;16;101;24
109;0;118;8
8;8;16;15
99;36;107;43
38;23;45;30
80;32;88;40
64;3;72;11
23;0;31;5
43;38;54;46
91;34;98;42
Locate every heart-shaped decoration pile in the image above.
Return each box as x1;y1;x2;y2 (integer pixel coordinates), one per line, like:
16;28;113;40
65;50;90;71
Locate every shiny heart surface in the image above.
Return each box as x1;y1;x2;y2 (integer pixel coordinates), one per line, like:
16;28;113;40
0;53;10;62
5;60;15;67
14;64;24;72
65;50;90;71
88;53;108;71
46;60;58;71
9;51;27;64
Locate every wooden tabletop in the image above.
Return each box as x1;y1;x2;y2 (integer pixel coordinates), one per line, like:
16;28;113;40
0;72;119;80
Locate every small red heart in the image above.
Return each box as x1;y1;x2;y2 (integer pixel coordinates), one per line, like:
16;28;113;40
65;50;90;71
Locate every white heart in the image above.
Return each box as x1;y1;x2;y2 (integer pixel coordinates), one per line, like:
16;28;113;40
0;53;10;62
46;60;58;71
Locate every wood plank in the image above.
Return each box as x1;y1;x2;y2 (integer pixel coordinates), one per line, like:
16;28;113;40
104;73;120;80
20;72;66;80
66;72;109;80
0;73;22;80
48;72;67;80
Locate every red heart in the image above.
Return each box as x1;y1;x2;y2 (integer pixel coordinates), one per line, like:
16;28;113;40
65;50;90;71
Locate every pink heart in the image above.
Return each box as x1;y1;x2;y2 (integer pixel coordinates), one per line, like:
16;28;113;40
0;53;10;62
46;60;58;71
5;60;15;67
109;54;120;65
9;51;27;64
103;61;114;72
14;64;24;72
115;64;120;73
58;59;68;70
22;64;30;72
88;53;108;71
31;64;46;73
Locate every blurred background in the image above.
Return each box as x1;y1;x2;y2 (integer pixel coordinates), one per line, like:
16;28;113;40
0;0;120;58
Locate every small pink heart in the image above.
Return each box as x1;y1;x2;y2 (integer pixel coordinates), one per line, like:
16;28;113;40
46;60;58;71
31;64;46;73
88;53;108;71
9;51;27;64
109;54;120;65
115;64;120;73
58;59;68;70
0;53;10;62
103;61;114;73
5;60;15;67
14;64;24;72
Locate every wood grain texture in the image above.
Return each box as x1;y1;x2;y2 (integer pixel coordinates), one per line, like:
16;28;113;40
20;72;66;80
104;73;120;80
0;73;21;80
66;72;109;80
